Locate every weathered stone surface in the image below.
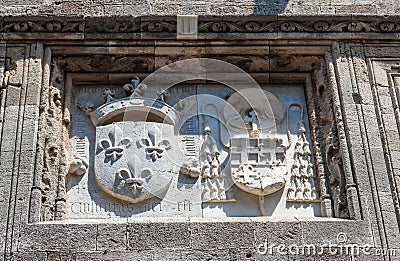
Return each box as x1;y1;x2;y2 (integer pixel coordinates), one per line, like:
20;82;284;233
17;224;98;252
127;221;191;249
0;1;400;260
254;220;302;247
190;219;255;250
97;223;127;251
1;0;400;16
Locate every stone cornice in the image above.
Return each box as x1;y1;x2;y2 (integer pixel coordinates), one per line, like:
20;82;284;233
1;15;400;40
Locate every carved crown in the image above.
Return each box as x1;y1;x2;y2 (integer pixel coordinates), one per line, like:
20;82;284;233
80;78;180;127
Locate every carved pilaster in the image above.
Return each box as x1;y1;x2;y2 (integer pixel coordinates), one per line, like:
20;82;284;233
326;122;350;219
326;49;360;219
31;59;69;222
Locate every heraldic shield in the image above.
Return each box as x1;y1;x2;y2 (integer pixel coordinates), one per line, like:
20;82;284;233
89;84;183;204
224;89;287;196
94;121;179;204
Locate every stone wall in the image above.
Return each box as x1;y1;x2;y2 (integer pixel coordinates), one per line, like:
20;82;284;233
0;0;399;16
0;2;400;261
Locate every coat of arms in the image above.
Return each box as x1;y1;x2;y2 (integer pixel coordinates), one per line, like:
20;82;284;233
70;75;318;216
77;79;183;203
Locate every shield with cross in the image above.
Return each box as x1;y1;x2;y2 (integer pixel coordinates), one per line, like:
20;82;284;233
94;121;179;203
223;89;287;196
230;136;287;196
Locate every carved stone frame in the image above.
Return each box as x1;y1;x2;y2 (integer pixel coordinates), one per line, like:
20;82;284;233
18;41;372;251
2;16;399;258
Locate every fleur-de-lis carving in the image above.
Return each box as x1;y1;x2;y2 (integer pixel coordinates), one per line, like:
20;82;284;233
137;126;171;161
102;88;116;103
116;158;152;196
98;124;131;162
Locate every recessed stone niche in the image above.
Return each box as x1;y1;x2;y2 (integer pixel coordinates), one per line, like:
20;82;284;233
67;80;320;219
30;44;354;222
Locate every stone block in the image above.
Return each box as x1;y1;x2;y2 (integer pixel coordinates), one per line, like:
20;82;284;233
191;218;255;250
20;107;39;152
127;221;190;250
97;223;127;251
301;220;372;246
254;219;302;250
8;251;47;261
0;106;20;152
61;2;83;15
18;224;97;252
335;5;377;14
25;54;43;106
4;87;22;107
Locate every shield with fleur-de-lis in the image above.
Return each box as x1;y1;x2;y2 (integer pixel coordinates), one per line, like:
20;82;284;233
95;121;179;203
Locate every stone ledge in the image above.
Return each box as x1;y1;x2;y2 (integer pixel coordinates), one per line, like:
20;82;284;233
0;15;400;40
15;219;372;253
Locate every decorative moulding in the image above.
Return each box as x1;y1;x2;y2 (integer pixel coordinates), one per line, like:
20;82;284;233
1;15;400;40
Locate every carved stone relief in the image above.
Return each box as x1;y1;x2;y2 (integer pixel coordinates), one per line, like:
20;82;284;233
94;122;177;204
25;50;354;220
325;122;349;218
2;16;400;38
286;104;318;202
62;73;328;218
33;61;71;221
